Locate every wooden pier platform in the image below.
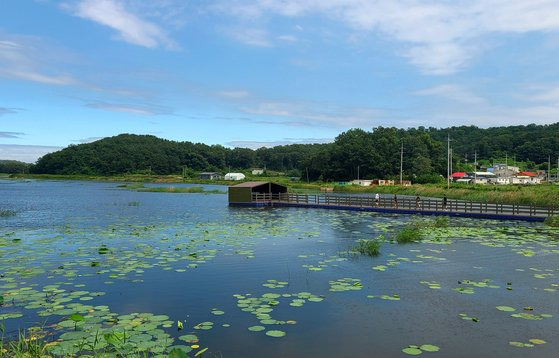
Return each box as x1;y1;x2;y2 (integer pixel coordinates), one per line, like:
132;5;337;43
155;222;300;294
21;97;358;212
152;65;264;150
230;192;556;222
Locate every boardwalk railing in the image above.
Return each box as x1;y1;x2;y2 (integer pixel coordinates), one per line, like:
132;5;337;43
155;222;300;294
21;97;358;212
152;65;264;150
251;192;555;218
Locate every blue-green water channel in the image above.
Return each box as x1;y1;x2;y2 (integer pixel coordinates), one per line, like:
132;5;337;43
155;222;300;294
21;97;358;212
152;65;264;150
0;180;558;357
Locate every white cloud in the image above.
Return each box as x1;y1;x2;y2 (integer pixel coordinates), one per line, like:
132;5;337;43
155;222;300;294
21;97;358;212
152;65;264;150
0;144;62;163
73;136;106;143
216;90;250;99
240;100;383;127
65;0;177;49
277;34;298;42
0;131;25;138
525;86;559;104
226;138;333;149
210;0;559;75
413;84;486;104
0;107;22;116
226;27;271;47
0;37;77;85
85;101;173;115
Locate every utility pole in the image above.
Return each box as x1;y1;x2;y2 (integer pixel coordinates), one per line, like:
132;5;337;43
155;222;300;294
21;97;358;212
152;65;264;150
357;165;360;181
400;142;404;184
548;156;551;183
450;147;453;176
447;135;451;189
474;151;477;184
306;167;309;183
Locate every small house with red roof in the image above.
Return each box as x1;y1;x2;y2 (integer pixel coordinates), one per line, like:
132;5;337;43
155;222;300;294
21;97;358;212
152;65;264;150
513;171;541;184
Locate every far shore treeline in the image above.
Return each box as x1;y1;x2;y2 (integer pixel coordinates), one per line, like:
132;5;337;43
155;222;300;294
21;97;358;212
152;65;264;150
9;123;559;183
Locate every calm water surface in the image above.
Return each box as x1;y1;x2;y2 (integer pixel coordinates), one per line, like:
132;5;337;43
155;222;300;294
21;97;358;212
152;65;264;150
0;180;558;357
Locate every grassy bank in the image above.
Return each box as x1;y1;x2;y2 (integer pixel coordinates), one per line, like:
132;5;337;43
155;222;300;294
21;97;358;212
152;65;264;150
6;173;559;207
330;183;559;207
118;184;225;194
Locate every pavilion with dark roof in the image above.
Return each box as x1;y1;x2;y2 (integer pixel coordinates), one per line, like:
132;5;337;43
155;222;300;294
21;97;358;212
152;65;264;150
228;182;288;204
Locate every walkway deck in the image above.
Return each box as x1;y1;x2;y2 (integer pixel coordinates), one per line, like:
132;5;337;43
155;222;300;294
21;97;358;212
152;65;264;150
229;193;556;222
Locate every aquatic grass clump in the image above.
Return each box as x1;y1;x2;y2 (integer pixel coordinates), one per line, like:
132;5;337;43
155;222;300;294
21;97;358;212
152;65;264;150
432;216;449;228
137;186;225;194
0;324;52;358
118;183;146;189
396;223;423;244
544;216;559;227
0;209;16;217
354;238;382;256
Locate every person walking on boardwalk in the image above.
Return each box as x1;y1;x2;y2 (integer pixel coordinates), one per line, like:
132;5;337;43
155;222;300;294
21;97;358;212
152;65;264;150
374;193;380;207
392;194;398;208
415;195;421;209
442;195;448;210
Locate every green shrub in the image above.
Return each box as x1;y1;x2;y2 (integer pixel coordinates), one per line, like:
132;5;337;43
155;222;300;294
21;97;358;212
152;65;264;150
354;238;382;256
432;216;449;228
544;216;559;227
0;209;16;217
396;223;422;243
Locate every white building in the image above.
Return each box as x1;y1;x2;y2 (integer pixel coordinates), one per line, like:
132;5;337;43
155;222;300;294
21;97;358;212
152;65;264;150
472;171;495;184
251;169;264;175
351;179;374;186
492;164;520;178
224;173;246;181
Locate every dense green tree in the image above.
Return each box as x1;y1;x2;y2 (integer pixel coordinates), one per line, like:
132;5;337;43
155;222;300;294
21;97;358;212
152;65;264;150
0;160;30;174
30;123;559;179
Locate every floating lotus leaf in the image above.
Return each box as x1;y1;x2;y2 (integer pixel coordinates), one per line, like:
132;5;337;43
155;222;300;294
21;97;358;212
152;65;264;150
402;347;422;355
248;325;265;332
265;330;286;338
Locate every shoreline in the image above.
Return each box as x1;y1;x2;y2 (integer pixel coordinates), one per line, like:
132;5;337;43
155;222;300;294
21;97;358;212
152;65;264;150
4;173;559;207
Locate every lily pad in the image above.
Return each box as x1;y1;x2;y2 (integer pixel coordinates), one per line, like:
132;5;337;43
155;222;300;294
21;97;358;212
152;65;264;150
265;330;286;338
248;325;265;332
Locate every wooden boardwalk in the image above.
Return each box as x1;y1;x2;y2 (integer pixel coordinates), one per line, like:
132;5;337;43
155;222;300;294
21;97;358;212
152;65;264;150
232;193;557;222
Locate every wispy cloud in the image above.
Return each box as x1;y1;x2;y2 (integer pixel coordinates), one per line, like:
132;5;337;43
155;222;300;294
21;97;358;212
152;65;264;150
210;0;559;75
409;84;559;127
524;86;559;104
225;27;271;47
0;144;62;163
0;107;23;116
73;136;106;143
64;0;177;49
226;137;333;149
85;101;173;115
239;100;383;128
213;88;386;128
0;131;25;139
0;37;77;85
215;90;250;99
413;84;486;104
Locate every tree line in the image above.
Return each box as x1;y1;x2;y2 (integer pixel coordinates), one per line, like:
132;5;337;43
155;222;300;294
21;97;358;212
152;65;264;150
0;160;30;174
24;123;559;182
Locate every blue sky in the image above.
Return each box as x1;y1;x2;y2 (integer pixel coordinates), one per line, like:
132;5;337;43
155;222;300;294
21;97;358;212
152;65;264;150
1;0;559;162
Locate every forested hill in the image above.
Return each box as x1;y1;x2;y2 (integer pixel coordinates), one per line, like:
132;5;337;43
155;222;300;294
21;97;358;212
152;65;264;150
30;123;559;181
426;123;559;164
31;134;326;176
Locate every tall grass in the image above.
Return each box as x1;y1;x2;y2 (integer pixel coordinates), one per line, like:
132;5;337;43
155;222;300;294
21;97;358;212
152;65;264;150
137;186;225;194
353;238;382;256
0;324;51;358
432;216;449;228
0;209;16;218
544;216;559;227
395;223;423;243
332;183;559;207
